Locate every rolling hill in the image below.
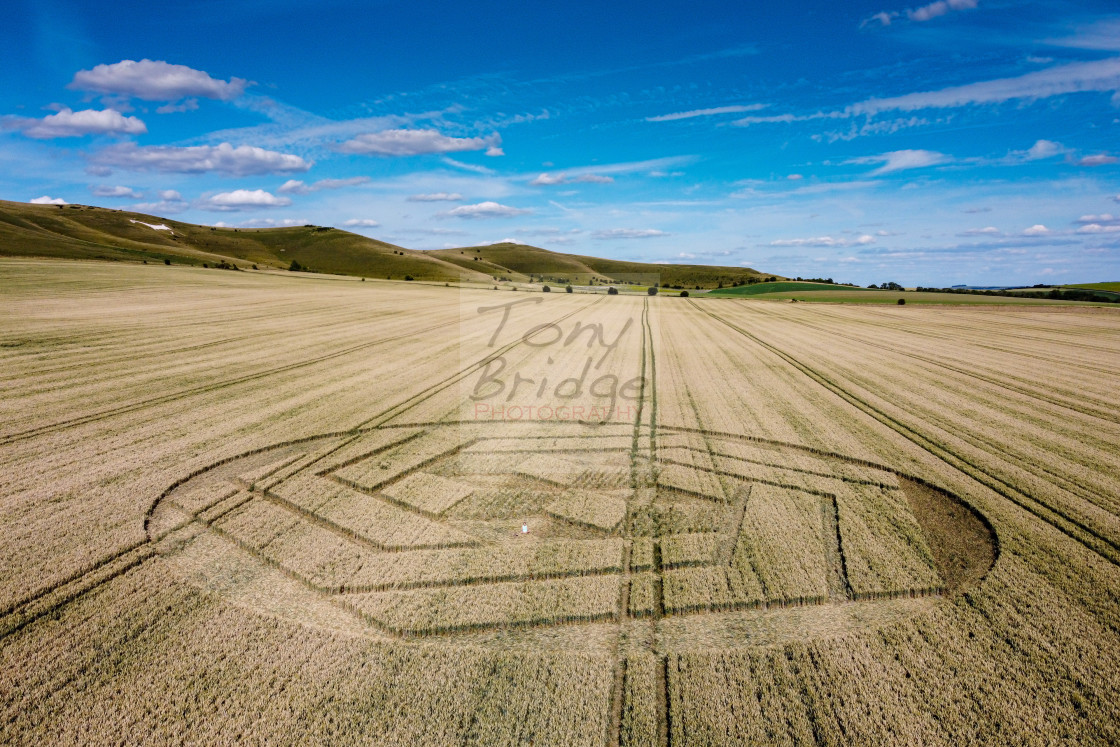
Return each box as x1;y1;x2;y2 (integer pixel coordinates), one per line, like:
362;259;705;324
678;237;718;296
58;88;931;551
0;200;489;282
0;200;774;287
430;242;773;288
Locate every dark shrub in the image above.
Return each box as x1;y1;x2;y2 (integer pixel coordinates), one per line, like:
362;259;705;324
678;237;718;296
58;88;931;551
647;286;658;296
289;260;302;271
681;290;689;297
897;298;906;305
542;285;551;292
608;287;619;295
566;285;573;293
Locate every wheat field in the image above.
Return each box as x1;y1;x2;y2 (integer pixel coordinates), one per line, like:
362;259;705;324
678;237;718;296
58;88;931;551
2;258;1119;745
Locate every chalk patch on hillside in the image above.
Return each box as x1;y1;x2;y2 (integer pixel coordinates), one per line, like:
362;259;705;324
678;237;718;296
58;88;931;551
130;219;174;233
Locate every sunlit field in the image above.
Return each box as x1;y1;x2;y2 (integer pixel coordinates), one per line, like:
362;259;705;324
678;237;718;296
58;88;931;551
3;258;1119;745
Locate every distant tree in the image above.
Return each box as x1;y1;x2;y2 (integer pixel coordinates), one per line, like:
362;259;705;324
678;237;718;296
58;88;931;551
765;276;777;282
897;298;906;305
542;285;551;292
289;260;302;272
647;286;658;296
608;287;619;295
164;259;171;265
252;264;258;270
404;275;414;281
566;285;573;293
681;290;689;297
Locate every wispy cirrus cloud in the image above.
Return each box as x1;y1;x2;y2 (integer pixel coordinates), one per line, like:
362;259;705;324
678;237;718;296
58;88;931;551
89;184;142;198
769;234;875;248
89;142;311;176
646;104;768;122
846;149;950;175
407;192;464;201
337;129;501;157
529;172;613;186
4;108;146;138
1078;153;1118;166
848;57;1120;115
861;0;977;28
592;228;669;239
733;57;1120;130
131;190;188;214
342;218;381;227
277;176;369;194
69;59;247;102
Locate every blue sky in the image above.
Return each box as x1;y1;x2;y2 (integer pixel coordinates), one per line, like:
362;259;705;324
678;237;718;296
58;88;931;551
2;0;1119;285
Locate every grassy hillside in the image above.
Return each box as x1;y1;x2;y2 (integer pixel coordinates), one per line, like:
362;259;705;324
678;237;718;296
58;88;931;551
431;242;774;288
0;200;489;282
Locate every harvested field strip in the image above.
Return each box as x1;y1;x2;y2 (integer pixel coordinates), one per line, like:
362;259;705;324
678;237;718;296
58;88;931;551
738;484;830;603
354;295;606;430
732;313;1120;535
0;319;452;445
680;442;898;488
661;533;722;568
263;478;476;550
0;542;157;639
330;539;624;592
688;300;1120;567
834;484;942;597
773;306;1118;422
658;456;841;498
743;306;1120;509
344;574;621;635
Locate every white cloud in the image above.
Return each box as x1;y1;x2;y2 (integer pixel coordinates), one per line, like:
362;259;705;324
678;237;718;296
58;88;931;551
1020;139;1068;161
1077;213;1119;224
1077;223;1120;234
770;235;876;247
277;176;369;194
159;190;182;201
1078;154;1118;166
862;0;976;27
847;149;949;175
444;201;531;219
342;218;381;227
199;189;292;211
5;108;146;138
407;192;464;202
69;59;247;101
227;217;309;228
156;99;199;114
90;142;311;176
90;184;142;198
591;228;670;240
908;0;977;22
959;226;1001;236
337;129;500;156
30;195;67;205
530;172;614;186
485;146;505;157
1022;224;1050;235
646;104;768;122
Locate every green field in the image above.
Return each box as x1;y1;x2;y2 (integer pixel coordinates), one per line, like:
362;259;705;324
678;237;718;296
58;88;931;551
1065;282;1120;292
707;281;876;297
